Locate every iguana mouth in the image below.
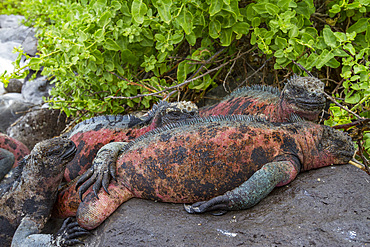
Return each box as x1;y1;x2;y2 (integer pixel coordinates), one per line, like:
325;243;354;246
62;142;77;160
294;100;326;111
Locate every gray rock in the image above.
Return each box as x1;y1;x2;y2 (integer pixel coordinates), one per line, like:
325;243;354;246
0;25;31;43
21;31;38;56
4;79;22;93
6;108;69;149
82;165;369;247
0;93;33;133
0;15;24;28
21;75;54;105
0;41;21;61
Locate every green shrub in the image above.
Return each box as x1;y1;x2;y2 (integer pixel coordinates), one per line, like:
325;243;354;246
1;0;369;155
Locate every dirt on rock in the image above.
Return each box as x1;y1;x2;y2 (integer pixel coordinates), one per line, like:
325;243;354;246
81;164;369;247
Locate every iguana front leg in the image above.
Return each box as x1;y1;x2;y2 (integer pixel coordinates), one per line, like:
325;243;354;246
76;142;128;200
11;216;89;247
185;160;299;213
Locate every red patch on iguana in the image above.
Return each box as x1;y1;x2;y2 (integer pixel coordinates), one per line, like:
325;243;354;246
0;133;30;166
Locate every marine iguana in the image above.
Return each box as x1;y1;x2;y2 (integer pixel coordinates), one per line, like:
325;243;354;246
70;75;326;201
53;100;198;218
62;100;198;182
199;75;326;122
0;137;88;246
74;115;355;230
0;133;30;180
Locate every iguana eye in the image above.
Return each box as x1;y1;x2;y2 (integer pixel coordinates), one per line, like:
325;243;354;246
49;149;63;156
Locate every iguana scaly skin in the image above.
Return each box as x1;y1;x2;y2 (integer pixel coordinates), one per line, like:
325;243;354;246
0;133;30;180
0;137;88;246
53;100;198;218
74;115;354;230
199;75;326;122
62;100;198;182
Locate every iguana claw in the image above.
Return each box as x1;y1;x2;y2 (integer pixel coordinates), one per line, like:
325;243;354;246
184;195;230;214
52;217;90;246
76;142;127;200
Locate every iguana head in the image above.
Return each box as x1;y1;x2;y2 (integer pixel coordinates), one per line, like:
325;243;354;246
146;100;199;128
28;137;76;179
280;75;326;121
318;126;355;165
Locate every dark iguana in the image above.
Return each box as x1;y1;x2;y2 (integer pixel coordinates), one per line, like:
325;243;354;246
199;75;326;122
53;100;198;218
73;115;355;230
0;137;88;246
0;133;30;180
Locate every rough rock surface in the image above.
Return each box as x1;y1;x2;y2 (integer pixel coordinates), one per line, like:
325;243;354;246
4;79;22;93
81;165;369;246
0;93;33;133
21;74;54;105
6;108;69;149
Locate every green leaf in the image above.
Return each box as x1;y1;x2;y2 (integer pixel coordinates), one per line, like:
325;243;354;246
209;0;223;16
209;19;221;38
275;36;288;48
78;32;88;42
94;29;104;42
265;3;279;15
98;11;112;27
121;49;137;65
111;0;122;11
185;31;196;46
347;18;368;33
219;28;233;46
251;17;261;27
154;0;172;24
246;4;257;21
252;4;267;14
316;50;334;69
131;0;147;24
344;43;356;55
333;32;347;43
232;22;250;35
323;26;337;48
88;60;97;71
28;57;43;70
177;8;193;35
177;60;188;83
329;4;341;14
104;38;121;51
277;0;291;9
345;92;361;104
327;58;340;68
366;25;370;44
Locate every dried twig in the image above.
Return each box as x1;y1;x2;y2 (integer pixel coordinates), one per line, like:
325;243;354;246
323;91;364;120
292;60;314;77
332;118;370;130
106;47;253;100
357;140;370;174
223;50;240;93
236;57;271;89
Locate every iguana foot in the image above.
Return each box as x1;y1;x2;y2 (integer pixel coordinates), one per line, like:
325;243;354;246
52;217;90;246
76;142;128;200
184;195;230;214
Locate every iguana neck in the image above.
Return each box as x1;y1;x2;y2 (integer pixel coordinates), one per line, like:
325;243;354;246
297;125;335;171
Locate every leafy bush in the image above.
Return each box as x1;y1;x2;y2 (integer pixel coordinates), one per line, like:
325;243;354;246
0;0;23;14
1;0;369;157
